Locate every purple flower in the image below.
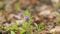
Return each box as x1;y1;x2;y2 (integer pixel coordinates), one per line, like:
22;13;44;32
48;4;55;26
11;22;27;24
18;13;23;18
24;16;29;20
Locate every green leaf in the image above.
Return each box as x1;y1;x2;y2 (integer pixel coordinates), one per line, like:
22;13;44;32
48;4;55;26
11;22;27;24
34;23;38;29
19;28;26;34
38;23;44;31
11;31;15;34
11;24;18;30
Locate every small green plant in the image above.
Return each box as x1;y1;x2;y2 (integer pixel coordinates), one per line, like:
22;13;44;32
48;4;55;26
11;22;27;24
34;23;44;32
20;9;32;34
10;24;18;30
19;28;26;34
22;20;32;34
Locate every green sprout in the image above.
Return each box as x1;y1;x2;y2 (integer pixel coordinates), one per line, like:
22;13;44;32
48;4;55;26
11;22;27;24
34;23;44;32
